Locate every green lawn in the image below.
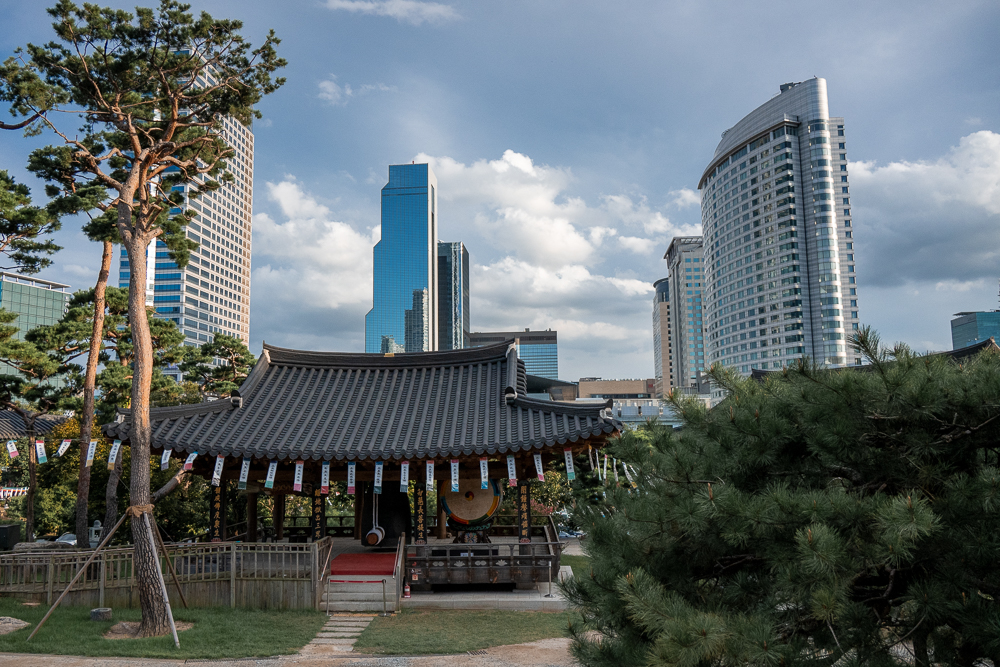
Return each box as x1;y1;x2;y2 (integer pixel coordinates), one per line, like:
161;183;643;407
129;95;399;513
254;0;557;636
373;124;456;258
0;598;325;659
561;554;591;579
353;609;573;655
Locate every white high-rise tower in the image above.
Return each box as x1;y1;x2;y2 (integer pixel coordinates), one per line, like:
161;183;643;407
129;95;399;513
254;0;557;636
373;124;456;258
699;78;860;374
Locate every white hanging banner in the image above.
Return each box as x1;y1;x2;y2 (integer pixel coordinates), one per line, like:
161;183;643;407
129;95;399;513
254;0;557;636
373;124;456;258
239;457;251;490
183;451;198;471
347;461;356;494
400;460;409;492
479;457;489;489
160;449;172;471
564;448;576;481
613;457;619;483
6;440;18;459
450;459;460;492
107;440;122;470
293;460;304;492
603;454;609;482
320;461;330;494
35;440;47;464
265;460;277;488
85;440;97;467
506;454;517;487
374;461;383;494
533;453;544;481
622;461;635;487
425;460;435;491
56;439;72;458
211;455;225;486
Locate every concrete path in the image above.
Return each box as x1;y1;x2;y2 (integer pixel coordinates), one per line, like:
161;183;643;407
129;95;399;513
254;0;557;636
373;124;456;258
298;613;375;656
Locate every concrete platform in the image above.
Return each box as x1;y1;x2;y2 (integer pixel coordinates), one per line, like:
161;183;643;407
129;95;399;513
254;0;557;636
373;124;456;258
400;580;568;611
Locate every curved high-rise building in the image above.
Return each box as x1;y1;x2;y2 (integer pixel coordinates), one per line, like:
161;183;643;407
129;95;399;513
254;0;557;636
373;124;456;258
698;78;860;374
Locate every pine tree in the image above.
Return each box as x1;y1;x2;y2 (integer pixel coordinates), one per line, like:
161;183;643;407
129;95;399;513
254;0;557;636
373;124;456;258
178;333;255;400
564;329;1000;667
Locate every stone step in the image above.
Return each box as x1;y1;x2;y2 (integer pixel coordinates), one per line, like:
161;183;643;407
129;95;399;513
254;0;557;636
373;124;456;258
322;582;395;594
324;621;371;628
324;601;396;612
317;631;363;638
322;591;396;603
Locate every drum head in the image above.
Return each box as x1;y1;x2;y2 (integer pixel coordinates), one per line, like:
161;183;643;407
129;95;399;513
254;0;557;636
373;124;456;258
440;479;502;525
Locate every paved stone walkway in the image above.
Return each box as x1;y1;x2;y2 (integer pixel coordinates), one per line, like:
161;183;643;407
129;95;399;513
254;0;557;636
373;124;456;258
298;613;376;656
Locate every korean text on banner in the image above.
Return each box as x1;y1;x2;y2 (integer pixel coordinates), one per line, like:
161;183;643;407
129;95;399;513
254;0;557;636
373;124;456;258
479;457;489;489
5;440;17;459
85;440;96;467
239;458;251;490
265;460;277;489
107;440;122;471
211;455;225;486
450;459;459;492
293;460;304;492
183;451;198;471
347;461;356;494
564;448;576;481
56;439;71;457
506;454;517;487
533;453;544;481
321;461;330;494
400;460;409;492
35;440;47;464
374;461;383;494
160;449;172;471
425;460;435;491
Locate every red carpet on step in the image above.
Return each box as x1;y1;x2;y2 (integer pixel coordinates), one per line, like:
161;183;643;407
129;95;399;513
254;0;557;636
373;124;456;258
330;553;397;576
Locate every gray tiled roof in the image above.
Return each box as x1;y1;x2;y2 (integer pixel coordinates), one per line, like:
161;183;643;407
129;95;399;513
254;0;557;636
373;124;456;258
0;410;69;439
103;340;620;461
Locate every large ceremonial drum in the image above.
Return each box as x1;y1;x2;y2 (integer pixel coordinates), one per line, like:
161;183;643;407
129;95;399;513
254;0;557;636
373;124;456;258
439;478;502;526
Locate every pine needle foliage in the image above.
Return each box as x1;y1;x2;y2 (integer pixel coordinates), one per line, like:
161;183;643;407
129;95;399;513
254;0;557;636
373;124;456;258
563;329;1000;666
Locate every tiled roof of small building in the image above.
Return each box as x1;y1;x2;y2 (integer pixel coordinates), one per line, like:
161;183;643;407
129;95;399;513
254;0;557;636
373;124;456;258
0;411;69;439
103;340;620;461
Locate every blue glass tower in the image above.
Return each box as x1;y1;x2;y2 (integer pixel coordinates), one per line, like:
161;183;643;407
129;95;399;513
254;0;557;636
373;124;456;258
438;241;470;350
365;163;439;353
951;311;1000;350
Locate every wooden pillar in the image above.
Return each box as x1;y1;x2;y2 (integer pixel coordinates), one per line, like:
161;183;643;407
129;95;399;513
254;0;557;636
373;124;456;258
436;479;448;539
353;489;363;540
209;485;224;542
273;493;285;541
310;488;325;541
413;485;427;545
246;492;258;542
517;481;532;544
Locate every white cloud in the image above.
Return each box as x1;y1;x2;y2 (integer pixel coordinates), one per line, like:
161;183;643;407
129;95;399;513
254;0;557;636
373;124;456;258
669;188;701;208
617;235;655;254
324;0;458;25
318;75;396;106
851;130;1000;288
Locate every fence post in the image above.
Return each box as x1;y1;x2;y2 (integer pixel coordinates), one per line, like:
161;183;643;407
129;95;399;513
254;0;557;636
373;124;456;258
45;558;54;605
311;541;319;610
99;553;106;608
229;542;236;608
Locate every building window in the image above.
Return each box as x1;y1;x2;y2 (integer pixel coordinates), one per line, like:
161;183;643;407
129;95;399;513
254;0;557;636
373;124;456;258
840;165;847;171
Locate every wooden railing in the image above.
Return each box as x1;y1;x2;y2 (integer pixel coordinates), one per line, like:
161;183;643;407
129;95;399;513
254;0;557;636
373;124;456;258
0;538;334;610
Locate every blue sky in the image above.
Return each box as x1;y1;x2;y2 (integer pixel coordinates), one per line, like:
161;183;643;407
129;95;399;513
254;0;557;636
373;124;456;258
2;0;1000;380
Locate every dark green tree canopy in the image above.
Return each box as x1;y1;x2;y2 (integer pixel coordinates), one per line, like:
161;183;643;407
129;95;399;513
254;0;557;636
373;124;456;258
0;170;63;274
178;333;255;399
566;330;1000;667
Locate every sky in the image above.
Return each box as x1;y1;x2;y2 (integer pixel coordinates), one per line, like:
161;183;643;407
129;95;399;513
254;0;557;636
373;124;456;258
2;0;999;381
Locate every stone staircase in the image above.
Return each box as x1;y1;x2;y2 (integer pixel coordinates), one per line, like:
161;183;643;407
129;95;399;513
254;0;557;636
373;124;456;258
299;613;375;655
320;574;400;613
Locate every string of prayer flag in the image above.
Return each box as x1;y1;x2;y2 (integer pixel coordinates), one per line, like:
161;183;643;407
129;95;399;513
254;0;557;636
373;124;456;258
622;461;635;487
211;454;225;486
107;440;122;470
400;460;409;492
534;453;544;481
347;461;356;494
564;448;576;481
293;460;304;492
183;451;198;471
321;460;330;494
265;460;277;489
0;487;28;498
161;449;172;471
480;457;489;489
56;439;72;458
374;461;383;494
35;440;47;464
85;440;97;467
239;458;251;490
506;454;517;487
425;460;435;491
450;459;460;492
6;440;18;459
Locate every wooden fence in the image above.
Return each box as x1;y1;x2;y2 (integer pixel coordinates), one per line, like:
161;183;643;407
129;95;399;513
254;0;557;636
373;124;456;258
0;538;334;610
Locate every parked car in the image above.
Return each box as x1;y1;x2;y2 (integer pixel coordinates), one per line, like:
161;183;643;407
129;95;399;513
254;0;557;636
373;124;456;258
55;533;77;546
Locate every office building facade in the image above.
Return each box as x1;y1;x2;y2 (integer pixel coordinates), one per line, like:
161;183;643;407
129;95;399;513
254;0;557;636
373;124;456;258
665;237;706;387
951;311;1000;349
365;163;439;354
0;272;70;341
437;241;470;350
119;115;254;355
469;329;558;379
699;77;860;374
652;277;673;397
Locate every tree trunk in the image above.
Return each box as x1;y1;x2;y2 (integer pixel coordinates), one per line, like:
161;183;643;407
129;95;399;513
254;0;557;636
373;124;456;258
23;415;37;544
122;215;169;637
99;449;123;544
913;627;929;667
76;240;112;549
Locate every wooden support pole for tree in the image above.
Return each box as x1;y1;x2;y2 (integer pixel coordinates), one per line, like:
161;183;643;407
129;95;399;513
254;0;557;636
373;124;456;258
151;514;188;610
142;511;178;648
27;510;128;642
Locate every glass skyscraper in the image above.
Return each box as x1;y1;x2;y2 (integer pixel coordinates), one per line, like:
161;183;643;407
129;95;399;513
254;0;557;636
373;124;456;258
652;277;673;397
0;272;70;341
699;77;860;374
437;241;470;350
468;329;558;379
665;237;706;387
365;164;439;353
951;311;1000;349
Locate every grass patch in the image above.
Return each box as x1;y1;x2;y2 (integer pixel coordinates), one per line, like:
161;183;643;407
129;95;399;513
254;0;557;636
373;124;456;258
561;554;591;580
353;609;572;655
0;598;325;659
